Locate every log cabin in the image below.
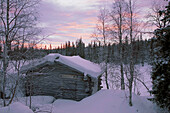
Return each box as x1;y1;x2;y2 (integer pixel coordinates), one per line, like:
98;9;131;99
21;53;103;101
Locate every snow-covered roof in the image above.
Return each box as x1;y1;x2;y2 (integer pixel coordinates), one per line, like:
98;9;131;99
21;53;103;78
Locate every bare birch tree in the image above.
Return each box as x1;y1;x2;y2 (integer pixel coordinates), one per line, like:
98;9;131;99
110;0;128;90
128;0;134;106
92;7;111;89
0;0;40;106
146;0;168;28
125;0;137;106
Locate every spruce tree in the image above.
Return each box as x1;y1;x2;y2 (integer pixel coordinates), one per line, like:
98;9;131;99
76;38;85;58
152;2;170;110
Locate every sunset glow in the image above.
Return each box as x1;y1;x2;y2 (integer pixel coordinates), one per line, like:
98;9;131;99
38;0;166;48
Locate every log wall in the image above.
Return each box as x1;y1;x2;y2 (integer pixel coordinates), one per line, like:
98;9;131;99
24;62;93;101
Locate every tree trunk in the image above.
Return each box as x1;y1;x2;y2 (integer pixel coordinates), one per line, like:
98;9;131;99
128;0;134;107
105;62;109;89
129;80;133;106
129;61;134;106
2;0;10;106
119;1;125;90
7;61;20;106
120;63;125;90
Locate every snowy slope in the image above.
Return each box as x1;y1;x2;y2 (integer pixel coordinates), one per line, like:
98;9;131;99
0;102;34;113
0;90;165;113
51;89;158;113
31;90;161;113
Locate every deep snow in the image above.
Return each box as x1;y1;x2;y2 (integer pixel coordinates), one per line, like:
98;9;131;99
0;89;166;113
50;90;160;113
0;102;34;113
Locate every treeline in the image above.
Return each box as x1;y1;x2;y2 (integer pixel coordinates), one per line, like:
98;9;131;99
0;37;153;65
56;38;152;65
0;45;46;60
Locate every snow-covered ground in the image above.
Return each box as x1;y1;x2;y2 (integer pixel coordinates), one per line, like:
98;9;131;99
101;63;152;96
51;89;159;113
0;89;166;113
0;62;167;113
0;102;34;113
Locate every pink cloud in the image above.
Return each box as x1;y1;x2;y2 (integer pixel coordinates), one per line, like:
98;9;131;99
38;0;161;45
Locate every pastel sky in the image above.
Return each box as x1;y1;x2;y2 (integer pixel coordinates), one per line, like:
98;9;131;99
37;0;167;48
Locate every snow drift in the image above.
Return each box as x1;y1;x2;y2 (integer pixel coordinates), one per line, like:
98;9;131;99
51;89;158;113
0;102;34;113
0;90;165;113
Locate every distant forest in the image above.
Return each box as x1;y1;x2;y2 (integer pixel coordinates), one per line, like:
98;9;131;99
0;37;155;65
